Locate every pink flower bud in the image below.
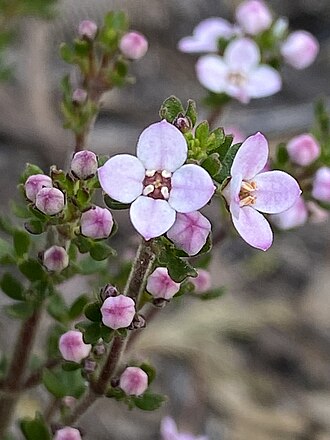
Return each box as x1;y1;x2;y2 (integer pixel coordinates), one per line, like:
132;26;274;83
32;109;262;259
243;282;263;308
281;31;319;70
54;426;82;440
312;167;330;202
146;267;180;300
72;88;88;104
235;0;272;35
286;134;320;166
59;330;91;363
62;396;77;409
80;206;113;239
119;366;148;396
43;245;69;272
35;187;65;215
78;20;98;40
101;295;135;329
190;269;211;293
271;197;308;230
71;150;98;180
25;174;53;203
119;31;148;60
306;201;328;224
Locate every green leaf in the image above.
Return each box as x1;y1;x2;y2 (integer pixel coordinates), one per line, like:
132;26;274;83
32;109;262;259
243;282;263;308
201;153;221;177
185;99;197;126
216;134;234;161
198;287;226;300
207;127;225;151
104;194;130;210
84;301;102;322
203;91;231;108
19;259;45;282
46;324;66;358
276;143;289;166
68;295;89;320
4;302;34;320
24;219;45;235
132;393;166;411
20;163;44;184
20;413;51;440
140;362;156;385
82;322;102;344
47;293;68;323
90;242;116;261
100;325;114;343
159;96;184;123
59;42;75;64
158;248;197;283
0;273;25;300
13;230;30;257
62;361;81;372
73;235;92;254
42;368;86;398
195;121;209;146
104;10;128;32
214;143;241;184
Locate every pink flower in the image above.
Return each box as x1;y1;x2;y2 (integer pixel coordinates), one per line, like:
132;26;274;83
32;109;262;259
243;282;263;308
307;201;329;223
72;88;88;104
43;246;69;272
59;330;91;363
78;20;98;40
235;0;272;35
312;167;330;202
25;174;53;203
161;417;208;440
281;31;319;70
167;211;211;256
80;206;113;239
271;197;308;230
189;269;211;293
98;121;215;240
178;17;237;53
196;38;281;104
71;150;98;179
222;132;301;250
119;31;148;60
286;133;320;166
119;367;148;396
35;187;65;215
101;295;135;330
54;426;82;440
146;267;180;300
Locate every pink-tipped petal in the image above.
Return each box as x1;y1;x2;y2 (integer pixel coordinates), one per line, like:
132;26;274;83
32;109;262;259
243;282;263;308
232;206;273;251
98;154;145;204
271;197;308;230
167;211;211;255
130;196;176;240
196;55;228;93
169;164;215;213
224;38;260;72
246;65;282;98
231;132;268;180
136;121;187;172
253;170;301;213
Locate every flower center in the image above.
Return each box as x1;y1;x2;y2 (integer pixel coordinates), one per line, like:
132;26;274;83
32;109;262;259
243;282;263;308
239;180;257;206
142;170;172;200
228;71;247;87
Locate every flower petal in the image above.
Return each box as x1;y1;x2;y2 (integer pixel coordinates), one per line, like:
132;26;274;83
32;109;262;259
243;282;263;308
169;164;215;213
98;154;145;203
231;132;268;180
246;65;282;98
232;206;273;251
253;170;301;213
224;38;260;72
136;120;187;172
196;55;229;93
130;196;176;240
271;196;308;230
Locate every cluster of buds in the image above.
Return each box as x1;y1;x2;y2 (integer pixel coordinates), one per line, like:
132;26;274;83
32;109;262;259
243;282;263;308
178;0;319;103
25;174;65;216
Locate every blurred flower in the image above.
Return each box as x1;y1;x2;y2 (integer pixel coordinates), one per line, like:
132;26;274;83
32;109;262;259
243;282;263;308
222;132;301;250
196;38;281;103
59;330;91;363
25;174;53;203
98;121;215;240
146;267;180;300
235;0;272;35
101;295;135;329
178;17;237;53
71;150;98;179
72;88;88;104
190;269;211;293
119;366;148;396
120;31;148;60
35;187;65;215
312;167;330;202
271;196;308;230
54;426;82;440
80;206;113;239
281;30;319;70
43;246;69;272
160;417;208;440
286;133;320;166
78;20;98;40
307;201;329;223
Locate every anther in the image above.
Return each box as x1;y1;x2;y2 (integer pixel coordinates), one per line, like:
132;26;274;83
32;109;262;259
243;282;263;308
145;169;156;177
161;187;170;199
161;170;171;178
143;184;155;196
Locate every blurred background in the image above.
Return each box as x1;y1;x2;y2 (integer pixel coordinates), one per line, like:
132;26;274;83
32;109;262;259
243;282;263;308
1;0;330;439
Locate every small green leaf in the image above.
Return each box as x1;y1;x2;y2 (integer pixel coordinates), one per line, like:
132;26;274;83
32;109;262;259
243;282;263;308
13;230;30;257
62;361;81;371
159;96;184;123
140;362;156;385
84;301;102;322
20;413;51;440
201;153;221;177
198;287;226;300
214;143;241;184
90;242;116;261
59;42;75;64
195;121;209;146
68;295;89;320
185;99;197;126
159;248;197;283
132;393;166;411
0;273;25;300
82;322;102;344
47;293;68;323
24;219;45;235
20;163;44;184
19;259;45;282
4;302;34;320
104;194;130;210
276;143;289;166
100;325;114;343
42;368;86;398
46;323;66;358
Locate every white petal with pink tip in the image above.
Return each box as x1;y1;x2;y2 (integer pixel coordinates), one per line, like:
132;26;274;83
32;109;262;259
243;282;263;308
231;133;268;180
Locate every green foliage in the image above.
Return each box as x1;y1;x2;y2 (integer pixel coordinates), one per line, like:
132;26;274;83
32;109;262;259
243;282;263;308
139;362;156;385
159;96;185;123
42;367;86;398
84;301;102;322
4;301;34;320
0;272;25;300
13;229;30;258
132;393;166;411
20;413;51;440
19;259;46;282
214;142;241;184
194;287;226;301
157;244;197;283
104;194;130;210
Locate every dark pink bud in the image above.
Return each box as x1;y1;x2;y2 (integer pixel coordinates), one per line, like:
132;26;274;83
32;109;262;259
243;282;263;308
100;284;119;301
101;295;135;329
119;31;148;60
54;426;82;440
80;206;113;239
78;20;98;40
146;267;180;300
72;88;88;104
119;366;148;396
190;269;211;293
25;174;52;203
59;330;91;363
83;359;96;374
287;134;320;166
43;245;69;272
71;150;98;180
35;187;65;215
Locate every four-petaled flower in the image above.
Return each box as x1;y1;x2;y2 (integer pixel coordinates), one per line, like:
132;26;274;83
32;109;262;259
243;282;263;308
196;37;281;104
222;132;301;250
98;120;215;240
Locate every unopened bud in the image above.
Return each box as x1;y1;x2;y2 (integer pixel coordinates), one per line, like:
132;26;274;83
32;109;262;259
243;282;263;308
54;427;82;440
119;366;148;396
146;267;180;300
286;134;320;166
80;206;113;239
72;88;88;104
43;246;69;272
59;330;92;363
131;314;146;329
312;167;330;202
281;31;319;70
119;31;148;60
93;342;105;357
101;295;135;330
78;20;98;40
83;359;96;374
173;115;192;133
100;284;119;301
35;187;65;215
190;269;211;293
25;174;53;203
71;150;98;180
235;0;272;35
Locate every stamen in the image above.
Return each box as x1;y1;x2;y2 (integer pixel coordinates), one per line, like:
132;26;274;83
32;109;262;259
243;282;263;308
240;195;256;207
143;184;155;196
145;169;156;177
241;181;257;192
161;170;171;178
161;187;169;199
